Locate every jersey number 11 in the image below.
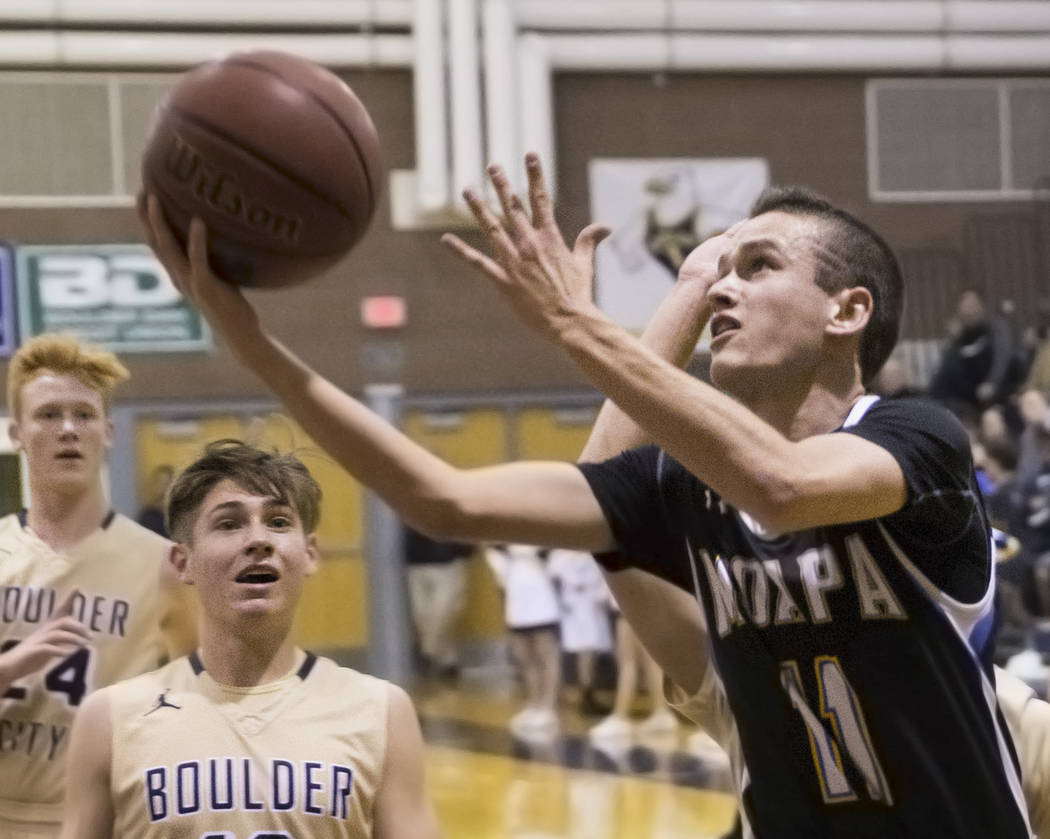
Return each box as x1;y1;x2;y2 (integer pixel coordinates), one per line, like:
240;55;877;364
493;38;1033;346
780;655;892;805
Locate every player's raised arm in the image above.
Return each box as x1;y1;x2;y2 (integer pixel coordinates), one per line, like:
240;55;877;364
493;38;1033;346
373;684;442;839
139;196;613;552
59;689;114;839
444;155;907;534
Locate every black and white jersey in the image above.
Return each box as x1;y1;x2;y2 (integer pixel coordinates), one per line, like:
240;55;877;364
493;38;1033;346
579;396;1031;839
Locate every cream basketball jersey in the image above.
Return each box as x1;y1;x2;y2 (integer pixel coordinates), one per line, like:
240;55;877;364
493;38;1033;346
0;511;171;824
107;650;389;839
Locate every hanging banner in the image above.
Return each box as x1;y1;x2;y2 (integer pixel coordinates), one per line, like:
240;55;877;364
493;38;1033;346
15;244;211;352
0;246;16;357
590;158;769;337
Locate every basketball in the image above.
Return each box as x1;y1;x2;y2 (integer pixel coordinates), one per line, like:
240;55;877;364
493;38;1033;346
141;50;382;288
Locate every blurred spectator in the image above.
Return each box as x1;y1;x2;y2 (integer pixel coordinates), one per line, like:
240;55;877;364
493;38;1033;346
1018;389;1050;488
135;463;174;537
547;548;613;716
1022;299;1050;394
484;543;562;737
403;524;474;680
928;288;1026;419
872;357;922;400
983;435;1026;535
1018;419;1050;616
980;405;1011;447
590;591;678;740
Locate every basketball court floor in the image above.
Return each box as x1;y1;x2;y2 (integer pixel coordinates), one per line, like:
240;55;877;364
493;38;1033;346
410;676;738;838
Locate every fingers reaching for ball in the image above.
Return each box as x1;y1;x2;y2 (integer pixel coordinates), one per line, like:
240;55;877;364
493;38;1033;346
442;153;608;340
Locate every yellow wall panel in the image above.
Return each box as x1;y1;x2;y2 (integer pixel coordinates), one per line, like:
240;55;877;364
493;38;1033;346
515;406;598;461
135;415;245;504
292;553;368;648
403;408;507;467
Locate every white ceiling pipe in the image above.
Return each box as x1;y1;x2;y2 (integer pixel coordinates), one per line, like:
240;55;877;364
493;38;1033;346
539;33;1050;72
2;0;413;26
483;0;521;195
0;0;57;20
670;1;946;32
517;33;555;199
669;34;946;71
514;0;670;29
449;0;485;209
947;1;1050;32
516;0;946;32
0;32;413;68
0;32;60;64
539;34;676;70
412;0;449;212
947;36;1050;68
514;0;1050;34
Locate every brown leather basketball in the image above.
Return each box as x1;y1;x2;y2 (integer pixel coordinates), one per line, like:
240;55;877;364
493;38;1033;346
141;50;382;288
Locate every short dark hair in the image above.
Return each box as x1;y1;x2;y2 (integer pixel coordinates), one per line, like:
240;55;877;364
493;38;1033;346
166;439;322;544
749;186;904;384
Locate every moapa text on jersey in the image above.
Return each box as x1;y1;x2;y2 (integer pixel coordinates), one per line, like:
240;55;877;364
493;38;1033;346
145;757;355;823
0;586;130;637
693;533;908;637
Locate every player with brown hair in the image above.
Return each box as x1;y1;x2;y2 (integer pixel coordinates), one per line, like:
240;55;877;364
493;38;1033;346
0;333;196;838
60;439;440;839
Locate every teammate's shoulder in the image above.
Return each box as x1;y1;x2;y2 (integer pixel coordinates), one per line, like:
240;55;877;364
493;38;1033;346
315;655;394;699
317;655;384;684
108;512;174;546
0;512;25;537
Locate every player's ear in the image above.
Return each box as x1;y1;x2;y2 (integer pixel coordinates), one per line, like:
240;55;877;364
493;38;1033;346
169;542;195;585
826;285;872;338
304;533;321;577
7;421;21;452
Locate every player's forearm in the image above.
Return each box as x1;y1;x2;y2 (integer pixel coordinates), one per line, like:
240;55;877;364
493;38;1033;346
217;324;472;533
581;280;712;462
561;308;805;526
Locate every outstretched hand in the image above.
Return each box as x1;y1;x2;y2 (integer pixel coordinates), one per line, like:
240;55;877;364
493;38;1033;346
442;153;611;340
137;194;260;338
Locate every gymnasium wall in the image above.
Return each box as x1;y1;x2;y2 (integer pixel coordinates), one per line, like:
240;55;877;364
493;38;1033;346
0;70;1045;403
1;63;1046;655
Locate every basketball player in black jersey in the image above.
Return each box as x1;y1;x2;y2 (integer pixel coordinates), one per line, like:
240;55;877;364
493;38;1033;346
142;153;1031;838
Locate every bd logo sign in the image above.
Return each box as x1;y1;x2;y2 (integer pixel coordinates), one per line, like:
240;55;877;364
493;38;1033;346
36;253;182;308
16;245;210;352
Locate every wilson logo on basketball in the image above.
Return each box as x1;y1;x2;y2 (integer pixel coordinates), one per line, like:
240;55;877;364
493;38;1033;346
163;134;302;244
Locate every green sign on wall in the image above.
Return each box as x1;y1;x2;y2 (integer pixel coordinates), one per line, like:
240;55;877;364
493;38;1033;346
16;244;211;352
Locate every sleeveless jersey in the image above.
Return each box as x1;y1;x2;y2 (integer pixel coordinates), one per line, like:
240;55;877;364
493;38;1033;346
0;511;171;825
106;651;389;839
580;396;1033;838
